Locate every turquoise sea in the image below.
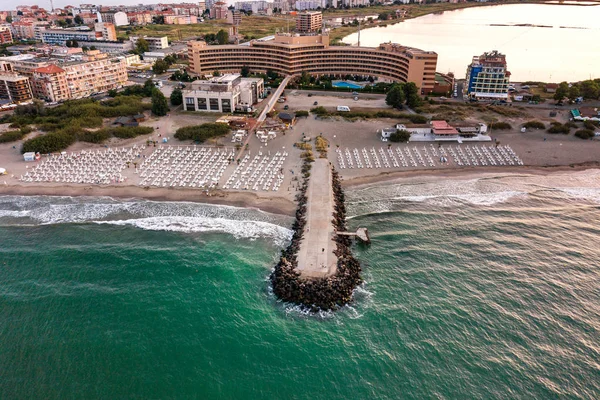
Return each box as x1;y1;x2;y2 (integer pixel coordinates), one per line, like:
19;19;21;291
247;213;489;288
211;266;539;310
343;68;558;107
1;170;600;399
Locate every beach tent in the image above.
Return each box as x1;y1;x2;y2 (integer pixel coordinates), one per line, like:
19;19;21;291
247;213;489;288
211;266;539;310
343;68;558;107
0;167;6;175
23;152;36;162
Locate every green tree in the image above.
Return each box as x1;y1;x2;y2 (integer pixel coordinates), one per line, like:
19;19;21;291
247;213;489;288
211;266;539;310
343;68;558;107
213;70;221;77
143;79;156;96
580;80;600;99
389;129;410;142
170;87;183;106
6;16;12;23
554;81;569;101
216;29;229;45
90;45;96;51
152;59;169;74
241;65;250;77
74;15;83;24
152;15;164;24
568;85;580;100
151;88;169;116
136;38;149;54
56;19;67;27
65;18;73;25
378;12;389;20
385;83;405;108
300;71;311;86
108;89;118;97
403;82;423;108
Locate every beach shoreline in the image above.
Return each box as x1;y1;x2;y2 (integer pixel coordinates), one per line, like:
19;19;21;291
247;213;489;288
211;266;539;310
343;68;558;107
3;163;599;216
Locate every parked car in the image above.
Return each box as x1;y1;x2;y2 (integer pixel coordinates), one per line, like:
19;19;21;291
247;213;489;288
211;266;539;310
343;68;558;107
283;105;289;110
313;101;318;106
308;93;313;97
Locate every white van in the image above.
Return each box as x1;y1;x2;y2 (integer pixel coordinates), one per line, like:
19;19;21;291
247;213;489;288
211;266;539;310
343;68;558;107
337;105;350;112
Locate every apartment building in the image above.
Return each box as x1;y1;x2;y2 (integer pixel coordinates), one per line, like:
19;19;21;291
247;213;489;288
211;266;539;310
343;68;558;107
0;26;13;44
187;34;438;93
40;28;99;45
182;73;264;113
0;72;33;103
130;36;169;51
98;11;129;26
77;40;135;53
210;2;229;19
0;52;128;103
227;10;242;25
94;22;117;41
164;15;198;24
466;50;510;101
296;11;322;33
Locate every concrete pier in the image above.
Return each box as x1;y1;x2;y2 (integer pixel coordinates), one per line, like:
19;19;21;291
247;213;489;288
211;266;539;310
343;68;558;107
295;158;337;279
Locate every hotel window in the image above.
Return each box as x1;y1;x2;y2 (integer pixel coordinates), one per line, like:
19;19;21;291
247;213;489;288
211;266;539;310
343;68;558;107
185;97;195;110
221;99;231;113
209;98;219;111
197;98;207;110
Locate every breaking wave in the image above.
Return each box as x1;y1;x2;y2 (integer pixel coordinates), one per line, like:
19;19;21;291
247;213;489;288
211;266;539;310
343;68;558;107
0;195;293;245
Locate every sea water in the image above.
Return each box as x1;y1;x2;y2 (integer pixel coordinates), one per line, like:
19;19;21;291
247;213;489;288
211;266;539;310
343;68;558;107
1;170;600;399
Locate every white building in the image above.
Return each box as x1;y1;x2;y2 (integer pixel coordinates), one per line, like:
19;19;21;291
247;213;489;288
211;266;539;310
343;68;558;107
183;74;264;113
130;36;169;51
98;11;129;26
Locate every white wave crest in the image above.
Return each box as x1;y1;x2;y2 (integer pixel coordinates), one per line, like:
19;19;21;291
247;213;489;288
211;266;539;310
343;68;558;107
559;188;600;204
96;216;292;245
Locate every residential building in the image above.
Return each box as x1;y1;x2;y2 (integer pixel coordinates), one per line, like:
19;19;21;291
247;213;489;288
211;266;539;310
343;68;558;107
98;11;129;26
40;28;99;45
294;1;321;10
78;40;135;53
235;1;273;12
182;73;264;113
296;11;322;33
0;72;33;103
187;34;438;93
164;15;198;24
94;22;117;41
227;10;242;25
466;50;510;101
210;2;229;19
0;26;12;44
130;36;169;51
31;64;70;102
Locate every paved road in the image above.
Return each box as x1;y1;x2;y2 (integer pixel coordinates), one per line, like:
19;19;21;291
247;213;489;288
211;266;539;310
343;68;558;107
295;158;337;279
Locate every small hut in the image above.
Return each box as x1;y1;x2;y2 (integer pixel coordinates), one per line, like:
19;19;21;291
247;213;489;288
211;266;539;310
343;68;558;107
278;112;296;126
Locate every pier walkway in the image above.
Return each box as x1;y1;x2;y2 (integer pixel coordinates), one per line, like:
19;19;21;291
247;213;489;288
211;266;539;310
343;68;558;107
295;158;337;279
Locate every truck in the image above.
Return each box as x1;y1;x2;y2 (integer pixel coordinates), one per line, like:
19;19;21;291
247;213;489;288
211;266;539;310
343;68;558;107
337;105;350;112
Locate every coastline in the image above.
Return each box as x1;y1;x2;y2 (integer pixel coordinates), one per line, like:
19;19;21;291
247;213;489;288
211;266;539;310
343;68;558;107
340;163;600;189
0;184;298;217
3;164;599;216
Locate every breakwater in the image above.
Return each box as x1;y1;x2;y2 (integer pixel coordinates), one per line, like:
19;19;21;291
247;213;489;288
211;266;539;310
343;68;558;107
270;159;362;311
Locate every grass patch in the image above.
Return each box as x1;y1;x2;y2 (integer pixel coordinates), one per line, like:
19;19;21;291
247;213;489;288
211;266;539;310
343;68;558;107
522;120;545;129
490;122;512;130
174;123;230;143
574;129;595;139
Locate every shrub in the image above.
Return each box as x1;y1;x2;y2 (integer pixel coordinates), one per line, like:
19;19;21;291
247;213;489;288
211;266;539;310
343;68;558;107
522;120;545;129
389;129;411;143
78;129;112;143
490;122;512;130
19;125;33;134
583;120;599;130
22;130;77;154
174;123;230;142
295;110;309;117
310;106;328;116
574;129;595;139
109;126;153;139
547;123;570;134
0;130;24;143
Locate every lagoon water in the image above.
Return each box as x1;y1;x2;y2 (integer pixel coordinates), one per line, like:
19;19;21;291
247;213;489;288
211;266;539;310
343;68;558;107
2;170;600;398
343;3;600;82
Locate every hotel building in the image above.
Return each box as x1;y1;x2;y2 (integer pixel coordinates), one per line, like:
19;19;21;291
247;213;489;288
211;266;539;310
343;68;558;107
466;50;510;101
182;74;264;113
130;36;169;51
187;34;438;93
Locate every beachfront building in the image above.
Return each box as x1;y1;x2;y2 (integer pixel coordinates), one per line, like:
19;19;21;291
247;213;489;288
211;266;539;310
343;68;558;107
0;72;33;103
77;40;135;54
296;11;322;33
395;120;488;141
182;73;264;113
465;50;510;101
187;34;438;93
27;52;127;102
